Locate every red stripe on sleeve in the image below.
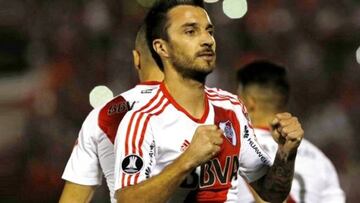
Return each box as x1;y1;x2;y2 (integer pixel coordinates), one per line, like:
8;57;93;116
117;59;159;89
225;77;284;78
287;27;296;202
124;89;161;155
121;90;161;188
121;173;126;188
134;102;170;185
131;96;166;154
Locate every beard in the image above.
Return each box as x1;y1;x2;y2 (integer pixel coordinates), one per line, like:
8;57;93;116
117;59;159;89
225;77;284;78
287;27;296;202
170;49;216;84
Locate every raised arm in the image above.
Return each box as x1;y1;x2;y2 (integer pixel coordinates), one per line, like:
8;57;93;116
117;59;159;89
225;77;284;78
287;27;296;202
115;125;223;203
250;112;304;202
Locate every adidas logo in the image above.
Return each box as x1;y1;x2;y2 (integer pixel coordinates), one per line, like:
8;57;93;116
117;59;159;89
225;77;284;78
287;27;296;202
180;140;190;152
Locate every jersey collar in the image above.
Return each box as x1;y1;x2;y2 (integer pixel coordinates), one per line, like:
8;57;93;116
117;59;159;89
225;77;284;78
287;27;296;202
137;81;162;85
160;82;209;123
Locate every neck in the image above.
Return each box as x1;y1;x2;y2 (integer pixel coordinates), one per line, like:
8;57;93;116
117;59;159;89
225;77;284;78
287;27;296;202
163;64;206;119
143;71;164;83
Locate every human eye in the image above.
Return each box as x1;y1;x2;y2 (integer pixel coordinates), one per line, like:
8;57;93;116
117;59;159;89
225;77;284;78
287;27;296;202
185;29;196;35
207;28;214;36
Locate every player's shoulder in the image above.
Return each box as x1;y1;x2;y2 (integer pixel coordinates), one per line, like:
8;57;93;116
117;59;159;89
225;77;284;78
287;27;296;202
297;138;332;161
96;82;161;141
99;81;161;115
121;81;161;101
299;138;322;153
205;86;239;100
98;82;161;117
205;86;243;105
81;107;101;131
297;139;340;176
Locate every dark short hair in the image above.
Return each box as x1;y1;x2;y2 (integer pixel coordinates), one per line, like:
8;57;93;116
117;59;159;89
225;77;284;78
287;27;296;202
145;0;205;70
135;24;147;50
134;24;155;65
237;60;290;106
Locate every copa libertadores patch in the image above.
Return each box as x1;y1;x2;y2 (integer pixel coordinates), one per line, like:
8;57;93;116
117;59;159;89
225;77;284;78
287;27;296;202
122;154;144;174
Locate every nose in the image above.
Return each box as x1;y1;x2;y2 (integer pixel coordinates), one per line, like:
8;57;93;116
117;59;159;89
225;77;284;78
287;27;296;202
201;31;215;48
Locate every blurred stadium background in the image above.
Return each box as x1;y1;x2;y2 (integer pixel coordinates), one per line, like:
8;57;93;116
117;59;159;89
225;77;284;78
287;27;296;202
0;0;359;202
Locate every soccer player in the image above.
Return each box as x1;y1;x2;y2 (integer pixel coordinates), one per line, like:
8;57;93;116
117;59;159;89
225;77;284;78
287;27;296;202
236;61;346;203
113;1;304;202
59;25;163;203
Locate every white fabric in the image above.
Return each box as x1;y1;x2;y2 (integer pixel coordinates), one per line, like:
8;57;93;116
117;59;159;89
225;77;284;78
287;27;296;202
237;128;346;203
114;84;272;202
62;83;160;203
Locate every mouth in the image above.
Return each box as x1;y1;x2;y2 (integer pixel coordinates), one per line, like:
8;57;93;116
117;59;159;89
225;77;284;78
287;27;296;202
197;51;215;61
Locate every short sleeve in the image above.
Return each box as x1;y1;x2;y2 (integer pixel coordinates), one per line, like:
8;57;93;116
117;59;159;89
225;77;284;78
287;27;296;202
114;112;156;191
237;106;272;183
62;109;103;185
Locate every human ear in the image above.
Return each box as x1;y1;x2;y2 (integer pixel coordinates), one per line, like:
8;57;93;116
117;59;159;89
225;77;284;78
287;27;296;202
153;39;169;58
132;50;141;70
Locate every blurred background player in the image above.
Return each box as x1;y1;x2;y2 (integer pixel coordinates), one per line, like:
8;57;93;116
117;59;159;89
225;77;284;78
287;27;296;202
59;25;163;203
236;60;345;203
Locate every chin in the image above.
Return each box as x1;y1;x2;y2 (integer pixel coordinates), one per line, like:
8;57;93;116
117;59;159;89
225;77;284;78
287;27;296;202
199;67;214;74
180;67;212;84
198;63;215;72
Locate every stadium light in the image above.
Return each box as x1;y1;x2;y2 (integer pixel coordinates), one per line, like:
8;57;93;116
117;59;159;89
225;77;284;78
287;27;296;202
89;86;114;108
222;0;248;19
204;0;220;3
357;46;360;65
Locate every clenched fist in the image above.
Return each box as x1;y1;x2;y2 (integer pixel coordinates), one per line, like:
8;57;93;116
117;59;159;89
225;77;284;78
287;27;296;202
271;112;304;155
184;125;223;167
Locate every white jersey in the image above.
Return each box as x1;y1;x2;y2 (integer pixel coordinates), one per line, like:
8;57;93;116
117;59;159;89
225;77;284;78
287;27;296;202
62;81;161;203
237;128;346;203
114;83;272;203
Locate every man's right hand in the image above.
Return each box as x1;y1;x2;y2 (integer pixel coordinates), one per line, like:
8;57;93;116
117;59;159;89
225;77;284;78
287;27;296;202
184;125;223;167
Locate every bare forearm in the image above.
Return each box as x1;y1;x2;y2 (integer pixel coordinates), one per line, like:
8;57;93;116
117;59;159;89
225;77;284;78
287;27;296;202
249;112;303;202
59;181;96;203
252;149;296;202
116;153;195;203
